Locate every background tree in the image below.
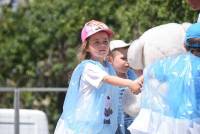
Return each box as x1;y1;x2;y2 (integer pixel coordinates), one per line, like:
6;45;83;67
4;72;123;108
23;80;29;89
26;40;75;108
0;0;198;133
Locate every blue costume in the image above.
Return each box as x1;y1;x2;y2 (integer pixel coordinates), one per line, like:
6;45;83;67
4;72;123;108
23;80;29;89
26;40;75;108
129;53;200;134
55;60;119;134
129;23;200;134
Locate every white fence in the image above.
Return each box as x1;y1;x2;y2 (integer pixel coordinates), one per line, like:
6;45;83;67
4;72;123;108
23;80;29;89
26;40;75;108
0;87;66;134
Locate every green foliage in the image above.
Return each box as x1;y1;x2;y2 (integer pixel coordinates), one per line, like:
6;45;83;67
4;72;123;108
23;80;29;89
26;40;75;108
0;0;197;133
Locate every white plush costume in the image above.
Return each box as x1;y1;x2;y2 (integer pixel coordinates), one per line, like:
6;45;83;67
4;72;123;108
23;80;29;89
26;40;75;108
123;23;191;118
126;23;192;133
128;23;191;70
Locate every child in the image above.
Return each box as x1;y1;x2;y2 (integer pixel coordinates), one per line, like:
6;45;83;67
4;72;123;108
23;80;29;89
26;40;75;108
54;20;143;134
109;40;141;134
128;23;200;134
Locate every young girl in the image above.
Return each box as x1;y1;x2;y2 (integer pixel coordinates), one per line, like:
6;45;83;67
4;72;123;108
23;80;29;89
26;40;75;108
54;20;143;134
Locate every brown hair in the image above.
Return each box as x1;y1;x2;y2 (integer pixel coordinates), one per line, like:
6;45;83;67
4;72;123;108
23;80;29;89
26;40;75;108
77;38;91;62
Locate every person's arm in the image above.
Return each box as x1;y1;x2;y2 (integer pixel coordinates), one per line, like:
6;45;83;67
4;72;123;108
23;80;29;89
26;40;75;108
103;75;144;94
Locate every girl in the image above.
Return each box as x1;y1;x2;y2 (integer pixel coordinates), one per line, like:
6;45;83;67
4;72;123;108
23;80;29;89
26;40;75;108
54;20;143;134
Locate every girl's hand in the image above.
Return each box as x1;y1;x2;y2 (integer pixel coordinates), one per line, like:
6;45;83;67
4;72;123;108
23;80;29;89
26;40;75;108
103;75;144;94
129;76;144;94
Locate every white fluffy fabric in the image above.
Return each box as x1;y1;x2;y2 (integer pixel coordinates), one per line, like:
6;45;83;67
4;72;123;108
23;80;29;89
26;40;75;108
122;89;141;117
125;22;191;118
128;23;191;70
128;108;200;134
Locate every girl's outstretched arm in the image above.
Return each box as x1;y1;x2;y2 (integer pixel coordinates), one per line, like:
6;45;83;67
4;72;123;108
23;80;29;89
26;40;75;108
103;75;144;94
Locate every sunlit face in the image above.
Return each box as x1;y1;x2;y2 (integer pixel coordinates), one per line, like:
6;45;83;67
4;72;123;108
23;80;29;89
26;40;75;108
110;48;129;75
87;32;110;62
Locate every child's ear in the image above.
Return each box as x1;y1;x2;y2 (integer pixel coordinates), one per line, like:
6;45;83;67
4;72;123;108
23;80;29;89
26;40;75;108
107;55;113;64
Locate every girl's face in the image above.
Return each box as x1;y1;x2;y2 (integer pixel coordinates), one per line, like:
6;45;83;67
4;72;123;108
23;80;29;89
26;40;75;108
87;31;110;63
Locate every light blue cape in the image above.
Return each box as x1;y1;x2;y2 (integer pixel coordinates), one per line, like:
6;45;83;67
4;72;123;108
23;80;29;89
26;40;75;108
142;53;200;121
60;60;119;134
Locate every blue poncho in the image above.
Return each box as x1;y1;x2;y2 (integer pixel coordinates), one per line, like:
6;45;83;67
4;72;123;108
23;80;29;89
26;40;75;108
59;60;119;134
129;53;200;134
142;53;200;119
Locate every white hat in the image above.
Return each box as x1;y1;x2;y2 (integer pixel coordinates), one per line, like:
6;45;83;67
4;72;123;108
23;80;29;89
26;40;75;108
110;40;130;51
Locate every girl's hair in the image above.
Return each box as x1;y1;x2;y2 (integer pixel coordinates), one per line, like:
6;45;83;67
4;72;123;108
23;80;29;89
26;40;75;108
77;38;91;62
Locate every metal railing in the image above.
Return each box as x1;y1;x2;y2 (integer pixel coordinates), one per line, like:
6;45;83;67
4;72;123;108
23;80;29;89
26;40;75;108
0;87;67;134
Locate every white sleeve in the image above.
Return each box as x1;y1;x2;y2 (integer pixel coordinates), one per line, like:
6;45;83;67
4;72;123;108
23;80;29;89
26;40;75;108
82;63;108;88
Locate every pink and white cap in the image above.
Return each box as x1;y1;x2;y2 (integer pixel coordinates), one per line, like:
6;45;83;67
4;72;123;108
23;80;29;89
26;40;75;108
81;20;113;43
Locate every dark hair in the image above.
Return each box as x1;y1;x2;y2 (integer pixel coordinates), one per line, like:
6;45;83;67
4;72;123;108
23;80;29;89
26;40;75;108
185;38;200;51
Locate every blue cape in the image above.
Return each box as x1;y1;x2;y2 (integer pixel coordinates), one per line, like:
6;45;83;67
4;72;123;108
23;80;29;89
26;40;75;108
141;53;200;120
60;60;119;134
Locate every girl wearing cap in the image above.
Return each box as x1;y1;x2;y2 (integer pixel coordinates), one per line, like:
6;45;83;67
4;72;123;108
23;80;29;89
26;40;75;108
54;20;143;134
128;23;200;134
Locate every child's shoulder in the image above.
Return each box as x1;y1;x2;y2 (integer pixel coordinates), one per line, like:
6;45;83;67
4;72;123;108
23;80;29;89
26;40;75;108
80;60;112;68
76;60;115;74
80;59;100;65
80;60;102;68
127;69;137;80
76;60;104;71
70;60;102;81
